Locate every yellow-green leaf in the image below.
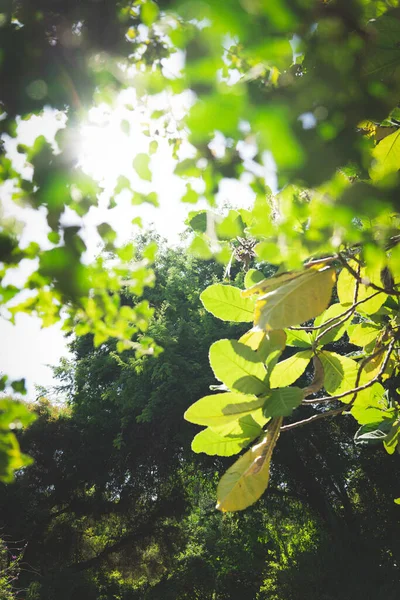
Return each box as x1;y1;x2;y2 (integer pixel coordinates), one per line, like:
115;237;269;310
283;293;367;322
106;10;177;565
184;392;265;427
270;350;312;388
216;417;282;512
192;422;260;457
285;328;312;348
319;351;358;400
370;129;400;181
201;284;255;322
244;269;265;289
351;383;392;425
337;260;387;315
242;270;304;298
263;387;304;417
209;339;269;395
348;322;380;348
312;303;350;345
254;267;336;331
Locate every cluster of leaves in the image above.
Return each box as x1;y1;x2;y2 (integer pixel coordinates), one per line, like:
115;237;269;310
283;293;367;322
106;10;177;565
186;252;400;509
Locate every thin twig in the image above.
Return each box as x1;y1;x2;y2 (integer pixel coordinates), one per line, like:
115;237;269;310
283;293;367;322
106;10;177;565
280;406;345;431
282;340;397;432
289;291;381;331
302;339;395;405
337;253;400;297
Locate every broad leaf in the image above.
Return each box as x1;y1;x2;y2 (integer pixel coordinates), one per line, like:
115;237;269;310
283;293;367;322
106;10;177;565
285;328;312;348
312;303;350;345
337;260;387;315
201;284;255;322
319;351;358;400
350;383;392;425
348;322;380;348
216;417;282;512
354;419;397;445
242;270;305;298
192;424;259;457
184;392;265;427
209;339;269;395
254;267;336;330
258;330;287;365
239;328;266;350
244;269;265;289
383;420;400;455
370;129;400;181
270;350;312;388
263;387;304;417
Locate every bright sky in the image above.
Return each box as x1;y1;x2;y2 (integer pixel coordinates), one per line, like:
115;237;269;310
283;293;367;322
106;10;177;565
0;82;276;398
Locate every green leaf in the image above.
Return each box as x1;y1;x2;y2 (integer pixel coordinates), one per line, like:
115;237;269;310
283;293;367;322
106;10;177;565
383;420;400;455
285;328;312;348
350;383;391;425
216;210;245;239
244;269;265;289
200;284;255;322
187;210;207;233
311;303;350;345
253;267;336;330
0;399;36;482
133;153;152;181
354;419;397;446
270;350;312;388
319;351;358;400
258;330;288;371
394;498;400;505
141;0;159;26
364;12;400;84
209;339;269;395
216;417;282;512
189;235;212;259
348;322;380;348
337;260;387;315
371;128;400;181
11;378;27;395
263;387;304;417
184;392;265;427
191;425;258;457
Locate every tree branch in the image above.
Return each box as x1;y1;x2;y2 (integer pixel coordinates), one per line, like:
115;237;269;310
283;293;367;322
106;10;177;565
282;339;396;431
337;253;400;297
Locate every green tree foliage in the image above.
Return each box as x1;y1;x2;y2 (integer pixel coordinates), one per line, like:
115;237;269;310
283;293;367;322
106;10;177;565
0;0;400;554
1;246;399;598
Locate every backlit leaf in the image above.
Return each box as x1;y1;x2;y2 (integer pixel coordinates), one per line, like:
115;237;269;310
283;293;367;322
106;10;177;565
285;329;312;348
201;284;255;322
270;350;312;388
244;269;265;289
263;387;304;417
192;425;258;457
337;260;387;315
254;267;336;330
370;129;400;181
312;303;350;346
349;322;381;348
216;417;282;512
209;339;269;395
319;351;358;400
184;392;265;427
